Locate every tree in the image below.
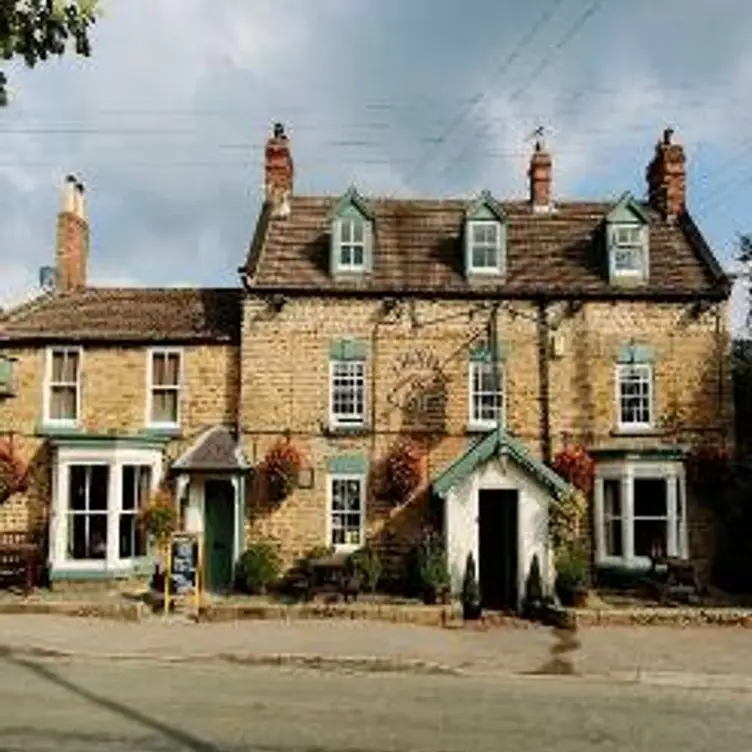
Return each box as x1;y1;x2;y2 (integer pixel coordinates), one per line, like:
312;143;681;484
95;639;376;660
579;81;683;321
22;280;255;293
0;0;100;105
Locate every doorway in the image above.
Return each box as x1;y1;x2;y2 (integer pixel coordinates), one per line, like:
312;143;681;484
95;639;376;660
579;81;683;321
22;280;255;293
478;489;519;611
204;479;236;592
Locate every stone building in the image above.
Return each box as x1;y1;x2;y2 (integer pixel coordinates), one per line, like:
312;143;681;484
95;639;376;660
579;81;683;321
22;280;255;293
0;125;732;608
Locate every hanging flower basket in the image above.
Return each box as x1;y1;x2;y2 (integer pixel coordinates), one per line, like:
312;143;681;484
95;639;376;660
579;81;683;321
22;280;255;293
264;437;303;503
139;488;178;546
383;437;424;504
551;444;595;494
0;436;29;504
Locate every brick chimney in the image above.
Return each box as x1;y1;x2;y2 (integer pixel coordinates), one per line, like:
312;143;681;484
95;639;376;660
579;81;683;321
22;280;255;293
646;127;686;220
528;139;552;212
264;122;293;218
55;174;88;292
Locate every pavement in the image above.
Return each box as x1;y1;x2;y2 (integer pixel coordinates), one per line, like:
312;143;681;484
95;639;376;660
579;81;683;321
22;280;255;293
3;615;752;690
3;658;752;751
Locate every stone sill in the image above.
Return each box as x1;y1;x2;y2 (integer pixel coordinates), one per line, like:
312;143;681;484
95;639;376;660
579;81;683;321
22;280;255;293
324;425;371;438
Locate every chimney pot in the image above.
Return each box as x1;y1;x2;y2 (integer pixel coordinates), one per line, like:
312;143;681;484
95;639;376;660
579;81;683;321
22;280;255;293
56;174;89;292
264;122;294;218
528;140;553;212
647;127;686;220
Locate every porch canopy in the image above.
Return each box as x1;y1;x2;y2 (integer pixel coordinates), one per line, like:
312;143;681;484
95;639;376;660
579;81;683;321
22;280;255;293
171;425;251;474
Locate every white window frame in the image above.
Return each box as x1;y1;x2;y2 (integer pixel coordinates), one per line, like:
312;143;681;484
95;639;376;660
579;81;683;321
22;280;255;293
609;224;647;278
146;347;183;429
329;359;366;429
327;473;366;553
50;445;162;575
593;461;688;569
615;363;653;431
42;346;83;427
468;220;502;274
338;218;366;272
467;360;505;430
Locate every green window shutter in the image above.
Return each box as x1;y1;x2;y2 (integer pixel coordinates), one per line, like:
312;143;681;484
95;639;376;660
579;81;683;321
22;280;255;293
328;454;369;475
330;339;368;361
469;342;507;363
616;343;654;364
330;219;342;274
0;357;13;393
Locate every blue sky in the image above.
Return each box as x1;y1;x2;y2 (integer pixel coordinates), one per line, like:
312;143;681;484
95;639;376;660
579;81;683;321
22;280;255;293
0;0;751;331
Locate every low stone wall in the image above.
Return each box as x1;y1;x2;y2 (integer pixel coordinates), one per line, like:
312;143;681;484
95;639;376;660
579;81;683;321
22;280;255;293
0;599;145;621
572;607;752;627
200;600;461;627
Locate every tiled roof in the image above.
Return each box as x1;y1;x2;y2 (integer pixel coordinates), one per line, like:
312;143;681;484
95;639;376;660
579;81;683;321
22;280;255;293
172;425;251;472
0;287;241;343
242;196;729;298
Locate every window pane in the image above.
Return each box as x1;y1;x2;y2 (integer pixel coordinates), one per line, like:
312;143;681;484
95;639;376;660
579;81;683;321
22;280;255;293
330;478;362;547
603;479;622;517
340;245;352;266
122;466;136;511
152;353;166;385
351;220;364;243
61;351;79;382
634;478;666;517
50;386;77;420
351;245;364;266
119;513;146;558
68;465;88;511
634;518;667;558
51;351;65;381
331;361;365;422
603;479;623;557
152;390;178;423
164;353;180;386
68;512;107;560
341;220;352;243
89;466;109;511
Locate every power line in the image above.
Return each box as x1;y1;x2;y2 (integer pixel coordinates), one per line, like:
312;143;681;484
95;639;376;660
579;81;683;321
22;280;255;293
402;0;566;188
436;0;605;186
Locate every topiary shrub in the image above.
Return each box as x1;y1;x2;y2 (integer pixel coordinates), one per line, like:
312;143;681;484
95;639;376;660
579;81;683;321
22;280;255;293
349;546;382;593
523;554;544;619
236;539;282;595
461;552;482;620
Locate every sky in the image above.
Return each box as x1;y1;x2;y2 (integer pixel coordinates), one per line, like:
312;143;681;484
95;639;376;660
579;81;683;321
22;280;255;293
0;0;751;332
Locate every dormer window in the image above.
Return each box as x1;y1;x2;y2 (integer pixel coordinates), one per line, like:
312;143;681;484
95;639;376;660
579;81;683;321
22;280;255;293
469;221;501;272
338;218;366;270
329;186;374;276
606;192;650;284
464;191;506;277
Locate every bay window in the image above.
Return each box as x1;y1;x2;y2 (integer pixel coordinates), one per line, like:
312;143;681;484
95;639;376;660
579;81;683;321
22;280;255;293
594;461;687;568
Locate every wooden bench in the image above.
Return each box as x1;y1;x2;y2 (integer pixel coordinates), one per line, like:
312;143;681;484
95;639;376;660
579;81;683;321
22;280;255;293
647;555;702;605
0;530;42;594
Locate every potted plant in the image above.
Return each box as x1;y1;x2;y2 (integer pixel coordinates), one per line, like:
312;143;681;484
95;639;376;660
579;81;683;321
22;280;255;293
349;546;382;594
522;553;544;620
461;552;482;620
264;437;303;503
416;530;449;604
235;539;282;595
555;541;590;607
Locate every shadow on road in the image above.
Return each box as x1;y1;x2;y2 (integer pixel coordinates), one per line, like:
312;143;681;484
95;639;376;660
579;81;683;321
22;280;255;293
524;624;582;677
5;655;223;752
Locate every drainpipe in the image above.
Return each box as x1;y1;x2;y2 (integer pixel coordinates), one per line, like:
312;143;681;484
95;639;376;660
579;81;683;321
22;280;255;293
489;302;502;438
537;299;552;464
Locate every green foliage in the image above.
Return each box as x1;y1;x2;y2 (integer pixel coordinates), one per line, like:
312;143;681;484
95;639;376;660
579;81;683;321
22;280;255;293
349;546;382;593
415;529;449;593
0;1;100;104
549;489;587;553
139;489;177;545
555;540;590;591
236;540;282;595
461;552;480;607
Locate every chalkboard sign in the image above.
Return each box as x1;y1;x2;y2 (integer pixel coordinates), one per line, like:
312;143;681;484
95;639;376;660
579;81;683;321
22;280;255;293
164;532;202;616
170;534;198;594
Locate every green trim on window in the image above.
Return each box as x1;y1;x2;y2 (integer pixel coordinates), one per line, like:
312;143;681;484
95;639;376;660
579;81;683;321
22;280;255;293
465;190;506;222
36;427;172;449
329;338;368;361
328;185;375;221
328;454;368;475
616;344;654;364
0;356;13;391
468;342;507;363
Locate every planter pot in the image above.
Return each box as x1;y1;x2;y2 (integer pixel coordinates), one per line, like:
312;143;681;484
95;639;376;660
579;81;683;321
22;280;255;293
556;582;588;608
422;587;438;605
572;587;589;608
462;600;482;621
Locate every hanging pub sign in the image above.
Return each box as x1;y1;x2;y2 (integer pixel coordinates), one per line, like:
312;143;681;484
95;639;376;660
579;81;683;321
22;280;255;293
164;531;203;618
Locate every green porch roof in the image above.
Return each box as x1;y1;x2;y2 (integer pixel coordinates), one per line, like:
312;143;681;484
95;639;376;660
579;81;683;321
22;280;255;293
432;427;571;500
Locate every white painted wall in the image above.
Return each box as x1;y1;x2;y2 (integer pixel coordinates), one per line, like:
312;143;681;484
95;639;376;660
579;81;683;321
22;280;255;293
445;454;554;610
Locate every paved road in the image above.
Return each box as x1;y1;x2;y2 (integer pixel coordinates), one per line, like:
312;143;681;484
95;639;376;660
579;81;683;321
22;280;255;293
1;656;752;752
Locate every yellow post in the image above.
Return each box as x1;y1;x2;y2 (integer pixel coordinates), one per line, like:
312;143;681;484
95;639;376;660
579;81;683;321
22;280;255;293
195;532;203;621
163;537;171;617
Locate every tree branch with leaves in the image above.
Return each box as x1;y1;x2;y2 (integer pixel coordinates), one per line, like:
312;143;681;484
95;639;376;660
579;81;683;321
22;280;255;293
0;0;100;104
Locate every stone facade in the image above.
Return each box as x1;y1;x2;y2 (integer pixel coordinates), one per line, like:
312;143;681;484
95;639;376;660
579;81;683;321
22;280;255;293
240;295;733;579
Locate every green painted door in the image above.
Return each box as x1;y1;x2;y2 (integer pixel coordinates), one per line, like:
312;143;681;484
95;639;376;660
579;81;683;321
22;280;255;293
204;480;235;592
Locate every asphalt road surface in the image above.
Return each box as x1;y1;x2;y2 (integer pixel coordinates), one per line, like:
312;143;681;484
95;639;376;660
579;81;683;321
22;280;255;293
1;657;752;752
